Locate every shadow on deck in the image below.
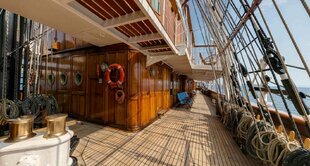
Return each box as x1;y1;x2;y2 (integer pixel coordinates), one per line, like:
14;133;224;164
69;92;259;166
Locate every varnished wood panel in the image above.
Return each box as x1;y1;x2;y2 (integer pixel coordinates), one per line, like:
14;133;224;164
85;51;128;126
140;55;150;127
56;92;71;114
156;65;163;112
172;73;179;104
106;51;127;125
150;92;156;120
72;55;86;91
140;95;150;126
107;53;116;124
87;78;104;121
127;51;140;130
57;56;71;90
71;93;85;117
39;43;180;131
149;66;156;120
162;68;171;109
45;58;57;92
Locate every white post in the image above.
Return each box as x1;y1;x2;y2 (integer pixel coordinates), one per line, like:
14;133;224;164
255;58;269;106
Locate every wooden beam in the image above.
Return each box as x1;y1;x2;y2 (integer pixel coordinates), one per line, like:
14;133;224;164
101;11;147;28
128;33;162;43
146;55;170;66
149;51;174;56
194;44;217;48
141;44;170;51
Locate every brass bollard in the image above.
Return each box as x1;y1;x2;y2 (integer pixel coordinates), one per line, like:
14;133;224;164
5;115;36;142
44;114;68;138
305;138;310;150
289;131;295;142
277;125;283;133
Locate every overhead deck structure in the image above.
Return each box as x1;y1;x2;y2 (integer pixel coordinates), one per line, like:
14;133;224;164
0;0;222;81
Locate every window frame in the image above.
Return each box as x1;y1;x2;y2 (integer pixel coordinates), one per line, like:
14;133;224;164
150;0;161;14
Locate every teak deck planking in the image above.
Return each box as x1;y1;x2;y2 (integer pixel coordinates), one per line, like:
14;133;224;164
69;93;259;166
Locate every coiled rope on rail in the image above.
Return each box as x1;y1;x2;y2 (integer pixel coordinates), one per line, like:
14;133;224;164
237;112;254;140
222;103;232;128
233;108;246;135
222;103;242;132
46;95;59;115
21;95;59;125
22;97;39;117
246;120;273;158
222;102;230;125
251;130;277;161
0;99;19;119
33;95;51;124
283;148;310;166
267;135;300;166
0;99;19;125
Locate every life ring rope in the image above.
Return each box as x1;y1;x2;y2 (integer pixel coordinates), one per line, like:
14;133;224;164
105;64;125;88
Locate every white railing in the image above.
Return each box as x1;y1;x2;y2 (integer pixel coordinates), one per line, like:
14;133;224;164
175;0;193;59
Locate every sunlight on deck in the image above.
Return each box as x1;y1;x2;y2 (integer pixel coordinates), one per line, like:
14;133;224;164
69;93;259;166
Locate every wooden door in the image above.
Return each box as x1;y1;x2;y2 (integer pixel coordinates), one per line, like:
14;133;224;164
86;77;105;122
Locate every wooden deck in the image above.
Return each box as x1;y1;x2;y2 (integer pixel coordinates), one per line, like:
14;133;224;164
69;93;259;166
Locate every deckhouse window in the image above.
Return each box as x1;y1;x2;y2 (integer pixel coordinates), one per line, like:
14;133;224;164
151;0;160;14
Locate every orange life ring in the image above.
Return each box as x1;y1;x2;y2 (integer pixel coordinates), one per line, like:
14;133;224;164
105;64;125;88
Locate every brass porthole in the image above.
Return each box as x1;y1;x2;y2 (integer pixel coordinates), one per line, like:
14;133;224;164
74;72;83;86
47;73;55;86
60;72;68;86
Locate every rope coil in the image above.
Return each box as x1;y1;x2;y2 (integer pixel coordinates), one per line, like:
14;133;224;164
267;135;300;166
0;99;19;119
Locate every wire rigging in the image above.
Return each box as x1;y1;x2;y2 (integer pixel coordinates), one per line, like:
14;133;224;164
193;0;310;164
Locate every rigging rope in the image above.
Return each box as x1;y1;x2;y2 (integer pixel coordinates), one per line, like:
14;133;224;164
271;0;310;78
248;4;307;147
0;11;10;125
196;1;271;162
195;0;310;165
256;3;310;121
300;0;310;17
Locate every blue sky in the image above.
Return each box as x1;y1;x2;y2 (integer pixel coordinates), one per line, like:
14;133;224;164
259;0;310;87
190;0;310;87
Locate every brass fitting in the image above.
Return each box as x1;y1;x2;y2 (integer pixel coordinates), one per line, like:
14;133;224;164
44;114;67;138
5;115;36;142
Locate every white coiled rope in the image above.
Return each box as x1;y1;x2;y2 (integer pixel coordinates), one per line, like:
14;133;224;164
237;113;254;140
267;135;300;166
251;130;276;161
